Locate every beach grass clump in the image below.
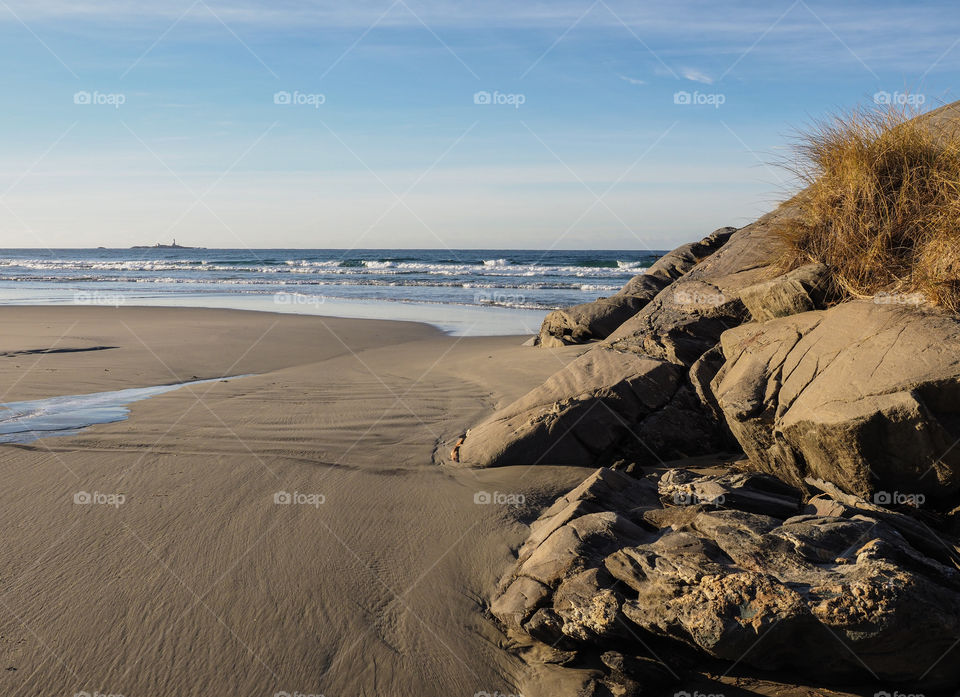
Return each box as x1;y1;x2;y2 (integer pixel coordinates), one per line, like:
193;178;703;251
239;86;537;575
778;103;960;310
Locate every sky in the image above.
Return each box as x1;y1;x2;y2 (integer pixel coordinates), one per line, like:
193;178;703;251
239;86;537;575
0;0;956;250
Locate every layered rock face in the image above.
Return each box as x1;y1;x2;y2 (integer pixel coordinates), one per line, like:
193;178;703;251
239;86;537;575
535;227;736;347
492;467;960;691
712;300;960;500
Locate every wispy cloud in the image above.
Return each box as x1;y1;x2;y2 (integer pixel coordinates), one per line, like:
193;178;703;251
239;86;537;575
618;74;646;85
3;0;960;76
682;68;713;84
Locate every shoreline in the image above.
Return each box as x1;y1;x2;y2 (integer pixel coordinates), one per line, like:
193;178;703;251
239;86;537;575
0;290;549;337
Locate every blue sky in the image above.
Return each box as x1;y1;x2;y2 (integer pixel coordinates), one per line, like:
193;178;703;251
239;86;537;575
0;0;956;249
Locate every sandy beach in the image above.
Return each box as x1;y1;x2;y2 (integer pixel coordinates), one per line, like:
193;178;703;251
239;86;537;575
0;306;594;697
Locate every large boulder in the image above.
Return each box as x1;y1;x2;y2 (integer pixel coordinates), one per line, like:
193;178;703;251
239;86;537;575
535;296;647;348
456;348;682;467
492;466;960;690
536;227;736;347
711;300;960;501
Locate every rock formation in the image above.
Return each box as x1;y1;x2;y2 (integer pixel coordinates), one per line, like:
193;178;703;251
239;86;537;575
712;300;960;501
457;204;804;468
466;101;960;694
492;467;960;693
535;227;736;347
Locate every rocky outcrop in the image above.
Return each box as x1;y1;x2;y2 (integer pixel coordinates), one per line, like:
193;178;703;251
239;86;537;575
536;227;736;347
456;349;682;467
712;300;960;501
460;199;960;502
739;262;833;321
476;103;960;695
605;204;797;365
457;205;802;468
455;345;739;467
492;466;960;691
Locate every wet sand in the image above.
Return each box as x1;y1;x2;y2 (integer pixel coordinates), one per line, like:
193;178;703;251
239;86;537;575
0;306;590;697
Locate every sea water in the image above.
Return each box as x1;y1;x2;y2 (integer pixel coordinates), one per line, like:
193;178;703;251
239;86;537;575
0;376;250;444
0;248;662;335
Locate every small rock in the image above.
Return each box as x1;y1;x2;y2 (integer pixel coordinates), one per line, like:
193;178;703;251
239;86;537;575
739;262;833;321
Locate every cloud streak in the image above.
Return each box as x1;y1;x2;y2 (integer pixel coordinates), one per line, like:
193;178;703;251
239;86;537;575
3;0;960;73
0;0;948;76
681;68;713;84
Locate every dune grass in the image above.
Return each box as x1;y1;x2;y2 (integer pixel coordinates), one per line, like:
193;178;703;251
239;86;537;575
778;103;960;310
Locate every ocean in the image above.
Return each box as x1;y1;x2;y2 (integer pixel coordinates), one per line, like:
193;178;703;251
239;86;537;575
0;248;663;335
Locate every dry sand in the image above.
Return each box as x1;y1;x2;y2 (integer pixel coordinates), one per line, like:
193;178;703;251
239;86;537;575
0;307;871;697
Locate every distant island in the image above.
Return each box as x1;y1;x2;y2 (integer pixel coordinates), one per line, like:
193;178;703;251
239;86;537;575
131;239;203;250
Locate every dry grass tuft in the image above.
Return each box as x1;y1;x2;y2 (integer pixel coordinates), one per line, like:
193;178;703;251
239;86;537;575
778;103;960;310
